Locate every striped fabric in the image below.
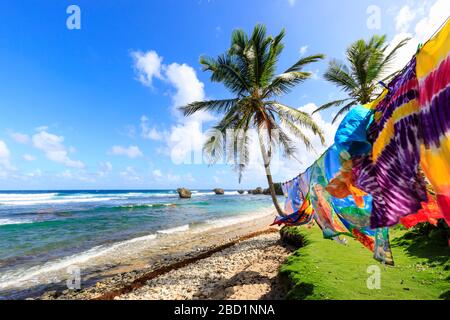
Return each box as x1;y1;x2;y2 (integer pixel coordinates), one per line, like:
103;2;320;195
416;18;450;225
354;57;428;228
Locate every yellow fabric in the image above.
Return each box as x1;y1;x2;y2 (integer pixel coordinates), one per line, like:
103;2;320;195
416;18;450;79
372;100;420;162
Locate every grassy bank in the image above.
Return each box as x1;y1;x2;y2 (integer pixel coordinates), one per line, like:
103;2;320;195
279;224;449;300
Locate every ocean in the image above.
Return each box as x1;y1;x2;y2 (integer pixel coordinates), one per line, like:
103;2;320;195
0;190;277;299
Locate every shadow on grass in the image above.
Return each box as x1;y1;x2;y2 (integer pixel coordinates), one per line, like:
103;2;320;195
392;221;450;266
287;282;315;300
439;290;450;300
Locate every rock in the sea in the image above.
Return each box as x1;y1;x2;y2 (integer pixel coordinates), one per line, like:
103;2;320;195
237;190;245;194
263;188;270;195
177;188;192;199
273;182;284;195
213;188;225;195
251;187;263;195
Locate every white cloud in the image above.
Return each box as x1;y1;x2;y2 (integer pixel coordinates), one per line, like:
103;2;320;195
131;50;163;87
57;170;96;183
32;131;85;169
165;62;206;113
414;0;450;42
26;169;42;178
167;173;180;182
164;62;215;164
395;5;418;32
98;161;112;177
152;169;163;178
131;50;215;165
10;132;29;144
388;0;450;73
288;0;296;7
140;115;164;140
110;145;143;159
299;45;309;56
120;166;141;181
23;154;36;161
307;69;320;80
0;140;14;172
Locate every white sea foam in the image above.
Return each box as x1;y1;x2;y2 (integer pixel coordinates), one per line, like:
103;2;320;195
157;224;190;234
0;218;34;226
201;209;274;230
0;193;57;202
0;196;117;206
0;233;157;291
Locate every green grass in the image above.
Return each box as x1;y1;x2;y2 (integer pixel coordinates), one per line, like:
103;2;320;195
279;225;450;300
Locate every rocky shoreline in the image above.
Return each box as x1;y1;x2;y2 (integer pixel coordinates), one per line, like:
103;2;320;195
36;213;288;300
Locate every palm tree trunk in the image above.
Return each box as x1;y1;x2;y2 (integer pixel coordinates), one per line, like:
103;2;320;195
258;131;286;217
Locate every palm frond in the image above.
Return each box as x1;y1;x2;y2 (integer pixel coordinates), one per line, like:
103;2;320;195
280;117;314;152
312;98;354;114
200;54;250;95
269;102;325;145
179;98;238;116
285;54;325;73
323;59;358;93
331;100;358;124
263;71;311;97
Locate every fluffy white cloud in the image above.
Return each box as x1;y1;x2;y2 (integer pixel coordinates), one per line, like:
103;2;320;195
120;166;141;181
131;50;215;165
152;169;163;178
0;140;14;172
98;161;113;177
32;131;85;169
23;154;36;161
388;0;450;73
299;45;309;56
110;145;143;158
395;5;418;33
10;132;29;144
165;63;205;110
414;0;450;42
140;115;164;140
131;50;163;87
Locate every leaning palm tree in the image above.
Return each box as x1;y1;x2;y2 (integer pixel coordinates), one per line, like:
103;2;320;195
314;35;409;122
179;25;325;216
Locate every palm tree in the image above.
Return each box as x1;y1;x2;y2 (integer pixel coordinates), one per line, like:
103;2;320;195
314;35;409;123
179;25;325;217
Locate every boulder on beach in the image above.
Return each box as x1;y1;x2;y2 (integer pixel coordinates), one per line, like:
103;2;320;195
177;188;192;199
237;190;245;194
213;188;225;195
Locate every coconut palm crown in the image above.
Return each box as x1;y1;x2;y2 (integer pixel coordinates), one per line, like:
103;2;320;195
314;34;409;122
179;24;325;216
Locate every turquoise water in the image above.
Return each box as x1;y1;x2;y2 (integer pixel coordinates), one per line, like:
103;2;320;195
0;190;276;297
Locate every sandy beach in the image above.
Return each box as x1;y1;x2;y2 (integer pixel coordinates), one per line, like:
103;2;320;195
37;210;291;300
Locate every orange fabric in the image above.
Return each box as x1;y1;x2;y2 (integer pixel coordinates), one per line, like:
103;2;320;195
400;195;444;228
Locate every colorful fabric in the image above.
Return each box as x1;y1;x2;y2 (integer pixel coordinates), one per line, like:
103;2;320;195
416;18;450;225
279;136;394;264
400;195;444;228
277;19;450;265
353;57;428;228
271;192;315;227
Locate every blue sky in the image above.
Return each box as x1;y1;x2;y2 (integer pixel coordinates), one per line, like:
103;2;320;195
0;0;448;190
